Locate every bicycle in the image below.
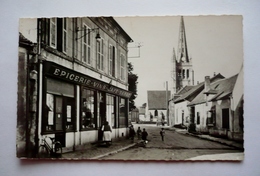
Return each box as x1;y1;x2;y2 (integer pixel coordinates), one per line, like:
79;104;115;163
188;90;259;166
37;137;63;158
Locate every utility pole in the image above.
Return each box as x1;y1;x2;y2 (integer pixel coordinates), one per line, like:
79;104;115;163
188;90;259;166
166;81;169;126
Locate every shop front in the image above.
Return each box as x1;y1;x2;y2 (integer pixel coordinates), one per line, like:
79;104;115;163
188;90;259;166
40;61;132;151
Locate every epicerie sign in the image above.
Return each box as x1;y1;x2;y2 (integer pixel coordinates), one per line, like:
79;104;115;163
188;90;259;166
44;61;132;98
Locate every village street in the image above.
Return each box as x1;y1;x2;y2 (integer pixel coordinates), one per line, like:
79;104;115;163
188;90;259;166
99;124;243;161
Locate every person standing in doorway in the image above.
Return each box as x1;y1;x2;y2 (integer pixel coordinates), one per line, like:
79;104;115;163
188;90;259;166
160;128;165;141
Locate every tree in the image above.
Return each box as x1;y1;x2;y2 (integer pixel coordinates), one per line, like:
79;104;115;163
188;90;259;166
128;62;138;111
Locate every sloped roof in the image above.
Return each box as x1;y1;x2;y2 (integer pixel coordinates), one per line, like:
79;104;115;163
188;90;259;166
188;74;238;106
147;90;171;110
174;73;225;104
19;32;34;47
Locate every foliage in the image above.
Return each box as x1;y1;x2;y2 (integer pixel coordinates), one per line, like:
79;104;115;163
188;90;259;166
128;62;138;111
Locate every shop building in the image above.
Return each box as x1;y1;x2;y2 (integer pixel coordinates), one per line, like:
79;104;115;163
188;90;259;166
17;17;133;157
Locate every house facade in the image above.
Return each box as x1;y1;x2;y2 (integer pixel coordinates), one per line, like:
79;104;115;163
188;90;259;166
188;74;243;141
147;90;171;124
17;17;133;157
171;74;224;128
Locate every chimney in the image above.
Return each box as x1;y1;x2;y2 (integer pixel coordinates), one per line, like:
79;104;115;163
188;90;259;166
204;76;210;93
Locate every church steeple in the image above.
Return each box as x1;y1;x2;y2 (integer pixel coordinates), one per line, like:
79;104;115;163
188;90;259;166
174;16;194;92
177;16;189;63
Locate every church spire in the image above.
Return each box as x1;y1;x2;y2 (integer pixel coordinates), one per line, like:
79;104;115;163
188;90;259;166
177;16;189;63
174;16;194;92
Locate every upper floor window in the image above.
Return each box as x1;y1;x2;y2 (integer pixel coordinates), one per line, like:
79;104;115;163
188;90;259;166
62;18;67;53
120;53;126;80
182;69;185;79
50;18;57;48
82;24;91;64
109;45;116;77
97;39;104;70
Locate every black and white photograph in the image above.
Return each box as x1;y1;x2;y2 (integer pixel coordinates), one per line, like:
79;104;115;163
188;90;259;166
17;15;244;161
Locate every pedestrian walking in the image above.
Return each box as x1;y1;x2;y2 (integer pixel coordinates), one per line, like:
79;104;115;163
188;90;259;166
101;121;112;147
137;127;142;140
160;128;165;141
141;128;148;144
129;125;136;142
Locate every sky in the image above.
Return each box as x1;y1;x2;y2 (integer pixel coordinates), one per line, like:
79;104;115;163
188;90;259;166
115;16;243;107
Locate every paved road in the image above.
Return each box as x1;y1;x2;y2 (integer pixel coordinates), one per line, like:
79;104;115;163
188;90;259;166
99;124;242;160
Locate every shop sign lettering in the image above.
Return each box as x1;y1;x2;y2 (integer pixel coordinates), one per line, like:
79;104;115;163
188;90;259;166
45;62;132;98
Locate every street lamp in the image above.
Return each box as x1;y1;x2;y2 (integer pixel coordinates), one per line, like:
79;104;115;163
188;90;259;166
75;27;101;41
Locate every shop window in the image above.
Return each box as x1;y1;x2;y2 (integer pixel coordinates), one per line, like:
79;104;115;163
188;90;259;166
106;94;116;128
44;94;75;133
119;98;127;128
43;78;75;133
81;89;96;130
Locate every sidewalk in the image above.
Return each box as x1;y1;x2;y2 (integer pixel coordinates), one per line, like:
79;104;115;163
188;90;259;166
173;128;244;150
61;137;138;160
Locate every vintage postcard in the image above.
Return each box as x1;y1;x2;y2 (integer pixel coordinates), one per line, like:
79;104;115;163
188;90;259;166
17;15;244;161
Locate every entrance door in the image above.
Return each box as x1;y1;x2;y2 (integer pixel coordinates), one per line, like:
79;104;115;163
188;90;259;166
55;97;63;131
222;108;230;129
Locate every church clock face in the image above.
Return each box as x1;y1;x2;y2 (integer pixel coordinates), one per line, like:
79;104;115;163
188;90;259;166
181;56;186;62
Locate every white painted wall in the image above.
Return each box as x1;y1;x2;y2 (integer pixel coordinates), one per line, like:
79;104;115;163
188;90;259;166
174;101;189;126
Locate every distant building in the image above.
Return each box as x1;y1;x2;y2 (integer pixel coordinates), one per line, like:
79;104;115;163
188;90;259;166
147;90;171;124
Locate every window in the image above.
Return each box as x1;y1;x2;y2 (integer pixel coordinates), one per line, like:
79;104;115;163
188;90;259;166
50;18;57;48
62;18;67;53
207;110;216;126
81;89;96;130
97;39;104;70
197;112;200;124
109;45;116;76
187;69;189;78
43;79;75;133
106;94;116;128
120;53;126;80
41;18;50;45
83;24;91;64
119;98;127;128
182;69;185;79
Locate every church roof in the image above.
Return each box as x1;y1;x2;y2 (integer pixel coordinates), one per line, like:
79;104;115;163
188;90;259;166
147;90;171;110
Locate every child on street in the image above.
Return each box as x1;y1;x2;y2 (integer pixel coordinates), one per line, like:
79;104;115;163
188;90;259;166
137;127;142;140
160;128;165;141
141;128;148;144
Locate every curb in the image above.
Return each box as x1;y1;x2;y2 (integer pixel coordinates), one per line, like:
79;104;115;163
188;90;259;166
182;131;243;150
90;143;137;159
